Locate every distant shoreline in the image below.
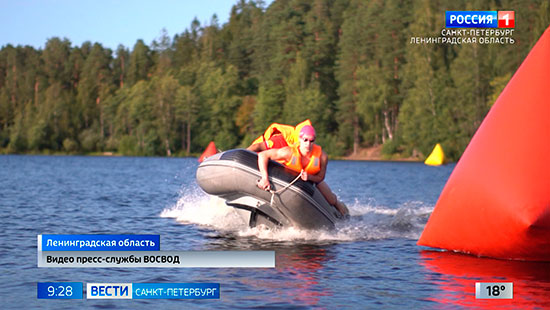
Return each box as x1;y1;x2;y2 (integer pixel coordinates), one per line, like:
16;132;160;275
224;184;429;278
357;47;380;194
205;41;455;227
0;146;426;162
337;145;421;162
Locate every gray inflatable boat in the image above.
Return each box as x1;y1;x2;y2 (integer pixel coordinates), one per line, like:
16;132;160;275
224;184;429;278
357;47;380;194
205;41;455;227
196;149;343;230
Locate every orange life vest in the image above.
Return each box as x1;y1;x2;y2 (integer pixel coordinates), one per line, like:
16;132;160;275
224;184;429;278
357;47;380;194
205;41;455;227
251;119;312;147
285;143;323;175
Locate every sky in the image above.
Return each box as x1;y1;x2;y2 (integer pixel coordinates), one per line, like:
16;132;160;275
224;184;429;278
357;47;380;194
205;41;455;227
0;0;273;51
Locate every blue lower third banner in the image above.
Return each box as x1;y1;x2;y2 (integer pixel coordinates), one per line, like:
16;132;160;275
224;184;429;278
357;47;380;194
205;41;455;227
40;234;160;251
87;283;220;299
38;282;83;299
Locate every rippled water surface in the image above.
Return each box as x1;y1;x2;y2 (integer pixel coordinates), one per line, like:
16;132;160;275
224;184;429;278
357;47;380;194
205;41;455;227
1;155;548;309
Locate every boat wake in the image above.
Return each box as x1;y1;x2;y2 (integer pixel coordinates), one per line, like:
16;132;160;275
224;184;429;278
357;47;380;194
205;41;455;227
160;190;433;243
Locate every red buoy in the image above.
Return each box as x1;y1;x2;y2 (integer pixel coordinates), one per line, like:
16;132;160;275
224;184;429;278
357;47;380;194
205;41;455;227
418;27;550;261
198;141;217;163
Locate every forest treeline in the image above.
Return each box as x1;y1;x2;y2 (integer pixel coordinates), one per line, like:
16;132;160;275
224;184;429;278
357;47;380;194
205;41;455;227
1;0;549;160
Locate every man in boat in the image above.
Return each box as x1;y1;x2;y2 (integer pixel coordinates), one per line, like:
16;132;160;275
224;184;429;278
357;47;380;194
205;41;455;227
256;125;349;217
247;120;312;152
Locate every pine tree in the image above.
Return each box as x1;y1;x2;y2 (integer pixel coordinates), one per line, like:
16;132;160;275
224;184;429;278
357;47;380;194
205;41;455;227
175;85;199;154
113;45;129;89
77;43;114;149
151;75;179;156
398;0;449;158
127;39;152;86
303;0;339;105
335;0;371;154
225;0;263;81
42;38;72;87
197;62;241;150
151;28;173;76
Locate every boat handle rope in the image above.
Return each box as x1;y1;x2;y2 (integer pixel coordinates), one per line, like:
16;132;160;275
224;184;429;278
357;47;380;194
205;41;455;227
268;170;303;207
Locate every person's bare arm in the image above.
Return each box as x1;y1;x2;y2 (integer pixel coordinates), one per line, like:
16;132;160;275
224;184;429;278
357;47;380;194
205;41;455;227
257;147;292;190
247;141;266;152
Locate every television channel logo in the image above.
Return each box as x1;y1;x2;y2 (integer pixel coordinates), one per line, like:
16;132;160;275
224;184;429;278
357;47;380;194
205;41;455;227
446;11;515;28
498;11;515;28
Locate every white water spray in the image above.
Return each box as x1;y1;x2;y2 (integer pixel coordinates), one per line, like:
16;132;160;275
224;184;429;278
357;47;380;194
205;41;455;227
160;190;433;242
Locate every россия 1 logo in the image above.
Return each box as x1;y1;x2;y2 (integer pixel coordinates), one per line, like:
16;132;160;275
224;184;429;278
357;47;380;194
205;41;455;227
446;11;515;28
498;11;515;28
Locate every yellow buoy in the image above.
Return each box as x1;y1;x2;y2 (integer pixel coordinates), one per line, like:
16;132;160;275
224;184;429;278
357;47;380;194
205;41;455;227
424;143;446;166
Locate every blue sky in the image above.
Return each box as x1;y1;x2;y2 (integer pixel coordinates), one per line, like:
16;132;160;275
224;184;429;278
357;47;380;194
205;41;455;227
0;0;273;50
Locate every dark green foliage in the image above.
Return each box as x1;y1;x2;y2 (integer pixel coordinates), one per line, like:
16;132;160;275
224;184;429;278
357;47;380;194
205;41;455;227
0;0;547;159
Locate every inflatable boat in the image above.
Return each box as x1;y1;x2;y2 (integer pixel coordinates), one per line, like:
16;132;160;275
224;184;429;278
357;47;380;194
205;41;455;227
196;149;344;230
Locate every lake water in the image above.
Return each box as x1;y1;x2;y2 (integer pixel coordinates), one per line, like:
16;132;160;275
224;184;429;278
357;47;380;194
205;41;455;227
1;155;549;309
